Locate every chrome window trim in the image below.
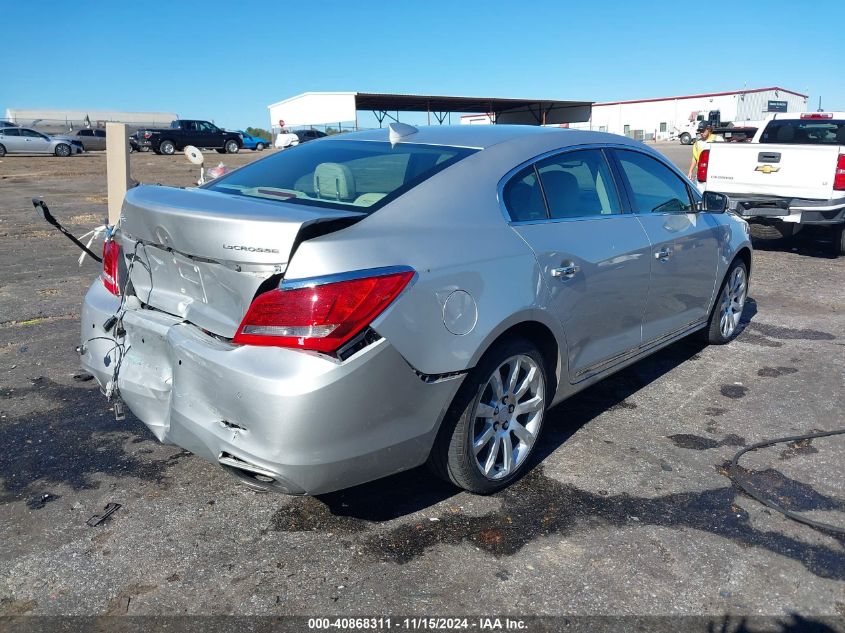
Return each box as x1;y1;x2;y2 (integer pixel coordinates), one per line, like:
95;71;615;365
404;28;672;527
497;142;697;224
279;265;418;291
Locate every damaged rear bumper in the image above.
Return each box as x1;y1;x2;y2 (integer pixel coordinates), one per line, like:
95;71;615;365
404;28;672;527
79;282;462;495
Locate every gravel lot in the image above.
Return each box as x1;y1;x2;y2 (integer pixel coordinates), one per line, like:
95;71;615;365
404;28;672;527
1;142;843;623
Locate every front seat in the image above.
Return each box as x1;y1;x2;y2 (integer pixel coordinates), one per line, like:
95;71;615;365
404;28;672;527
314;163;356;201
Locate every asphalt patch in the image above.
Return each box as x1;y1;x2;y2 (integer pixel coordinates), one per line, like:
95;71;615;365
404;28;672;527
667;433;746;450
758;366;799;378
721;385;749;399
0;377;180;502
361;469;845;579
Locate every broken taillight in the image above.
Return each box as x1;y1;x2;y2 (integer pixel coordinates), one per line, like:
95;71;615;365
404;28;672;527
233;269;415;353
101;240;121;296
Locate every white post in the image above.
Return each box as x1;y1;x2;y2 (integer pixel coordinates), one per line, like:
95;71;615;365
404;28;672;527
106;122;131;226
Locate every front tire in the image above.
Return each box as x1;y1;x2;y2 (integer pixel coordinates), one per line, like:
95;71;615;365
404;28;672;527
679;132;692;145
225;140;239;154
703;259;748;345
54;143;71;157
429;338;548;494
255;142;264;151
159;140;176;155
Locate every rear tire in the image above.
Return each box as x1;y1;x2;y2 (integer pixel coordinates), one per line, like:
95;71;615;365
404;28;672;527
0;144;6;157
749;221;796;248
679;132;692;145
54;143;71;157
225;139;240;154
428;337;549;494
159;140;176;155
702;259;748;345
834;225;845;257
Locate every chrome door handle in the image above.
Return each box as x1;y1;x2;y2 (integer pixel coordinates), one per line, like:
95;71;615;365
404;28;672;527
551;264;580;279
655;247;673;261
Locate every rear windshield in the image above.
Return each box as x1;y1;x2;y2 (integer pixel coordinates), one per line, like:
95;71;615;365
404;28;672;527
760;119;845;145
205;140;477;212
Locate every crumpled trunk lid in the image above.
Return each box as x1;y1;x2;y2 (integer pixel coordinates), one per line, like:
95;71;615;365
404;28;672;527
117;185;362;338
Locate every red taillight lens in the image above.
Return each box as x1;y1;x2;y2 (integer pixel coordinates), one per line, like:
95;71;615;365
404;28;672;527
697;149;710;183
834;154;845;191
233;270;415;353
101;240;121;296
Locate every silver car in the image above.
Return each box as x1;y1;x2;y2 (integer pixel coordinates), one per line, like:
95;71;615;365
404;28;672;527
0;127;83;156
79;124;752;495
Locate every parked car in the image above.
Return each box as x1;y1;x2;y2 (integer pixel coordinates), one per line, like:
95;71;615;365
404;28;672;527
296;129;328;143
0;127;83;156
69;128;107;151
274;128;328;149
700;112;845;254
239;131;270;151
79;124;751;496
133;119;242;155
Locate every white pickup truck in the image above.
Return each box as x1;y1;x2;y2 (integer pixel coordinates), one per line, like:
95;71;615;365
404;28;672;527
698;112;845;255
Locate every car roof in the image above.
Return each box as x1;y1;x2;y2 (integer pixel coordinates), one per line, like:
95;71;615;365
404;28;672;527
331;124;638;150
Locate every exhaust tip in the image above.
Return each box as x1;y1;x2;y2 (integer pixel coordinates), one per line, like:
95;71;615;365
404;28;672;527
217;452;300;494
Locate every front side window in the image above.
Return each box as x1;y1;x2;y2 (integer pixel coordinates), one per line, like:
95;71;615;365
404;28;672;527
206;140;477;212
537;149;621;219
615;150;693;214
760;119;845;145
78;129;92;136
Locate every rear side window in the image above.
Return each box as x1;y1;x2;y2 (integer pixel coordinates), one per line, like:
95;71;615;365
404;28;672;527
1;128;20;136
206;140;477;212
502;166;547;222
760;119;845;145
615;150;693;214
537;149;621;219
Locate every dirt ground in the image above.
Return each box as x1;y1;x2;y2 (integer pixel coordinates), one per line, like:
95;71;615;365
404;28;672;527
1;143;844;626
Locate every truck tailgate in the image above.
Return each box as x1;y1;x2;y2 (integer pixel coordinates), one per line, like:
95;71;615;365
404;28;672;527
707;143;842;199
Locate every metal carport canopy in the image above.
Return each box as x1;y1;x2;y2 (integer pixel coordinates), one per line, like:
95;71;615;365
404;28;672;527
354;92;593;126
267;92;593;128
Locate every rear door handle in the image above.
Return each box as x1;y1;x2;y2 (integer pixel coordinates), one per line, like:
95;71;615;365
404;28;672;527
655;247;673;261
551;263;580;279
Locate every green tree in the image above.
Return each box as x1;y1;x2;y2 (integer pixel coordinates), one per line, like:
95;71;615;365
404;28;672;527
245;127;271;140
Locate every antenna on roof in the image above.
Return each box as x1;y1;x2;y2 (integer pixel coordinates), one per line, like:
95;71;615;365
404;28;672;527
388;122;418;145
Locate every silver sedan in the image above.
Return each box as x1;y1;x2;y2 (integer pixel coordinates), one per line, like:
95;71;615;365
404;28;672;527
0;127;83;156
79;124;751;495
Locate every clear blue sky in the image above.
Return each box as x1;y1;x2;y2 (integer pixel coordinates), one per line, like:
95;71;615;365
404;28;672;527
3;0;842;129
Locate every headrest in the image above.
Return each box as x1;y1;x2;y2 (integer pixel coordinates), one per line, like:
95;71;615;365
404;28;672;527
314;163;356;201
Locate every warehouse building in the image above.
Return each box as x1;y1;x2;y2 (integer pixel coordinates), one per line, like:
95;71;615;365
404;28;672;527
567;87;808;141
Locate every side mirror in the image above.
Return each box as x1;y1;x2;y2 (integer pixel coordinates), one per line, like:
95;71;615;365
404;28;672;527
701;192;729;213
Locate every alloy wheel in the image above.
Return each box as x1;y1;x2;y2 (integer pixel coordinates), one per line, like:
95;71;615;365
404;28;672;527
719;266;747;338
472;354;545;480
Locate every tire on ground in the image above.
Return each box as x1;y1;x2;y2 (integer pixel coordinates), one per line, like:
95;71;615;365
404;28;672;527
428;337;549;494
